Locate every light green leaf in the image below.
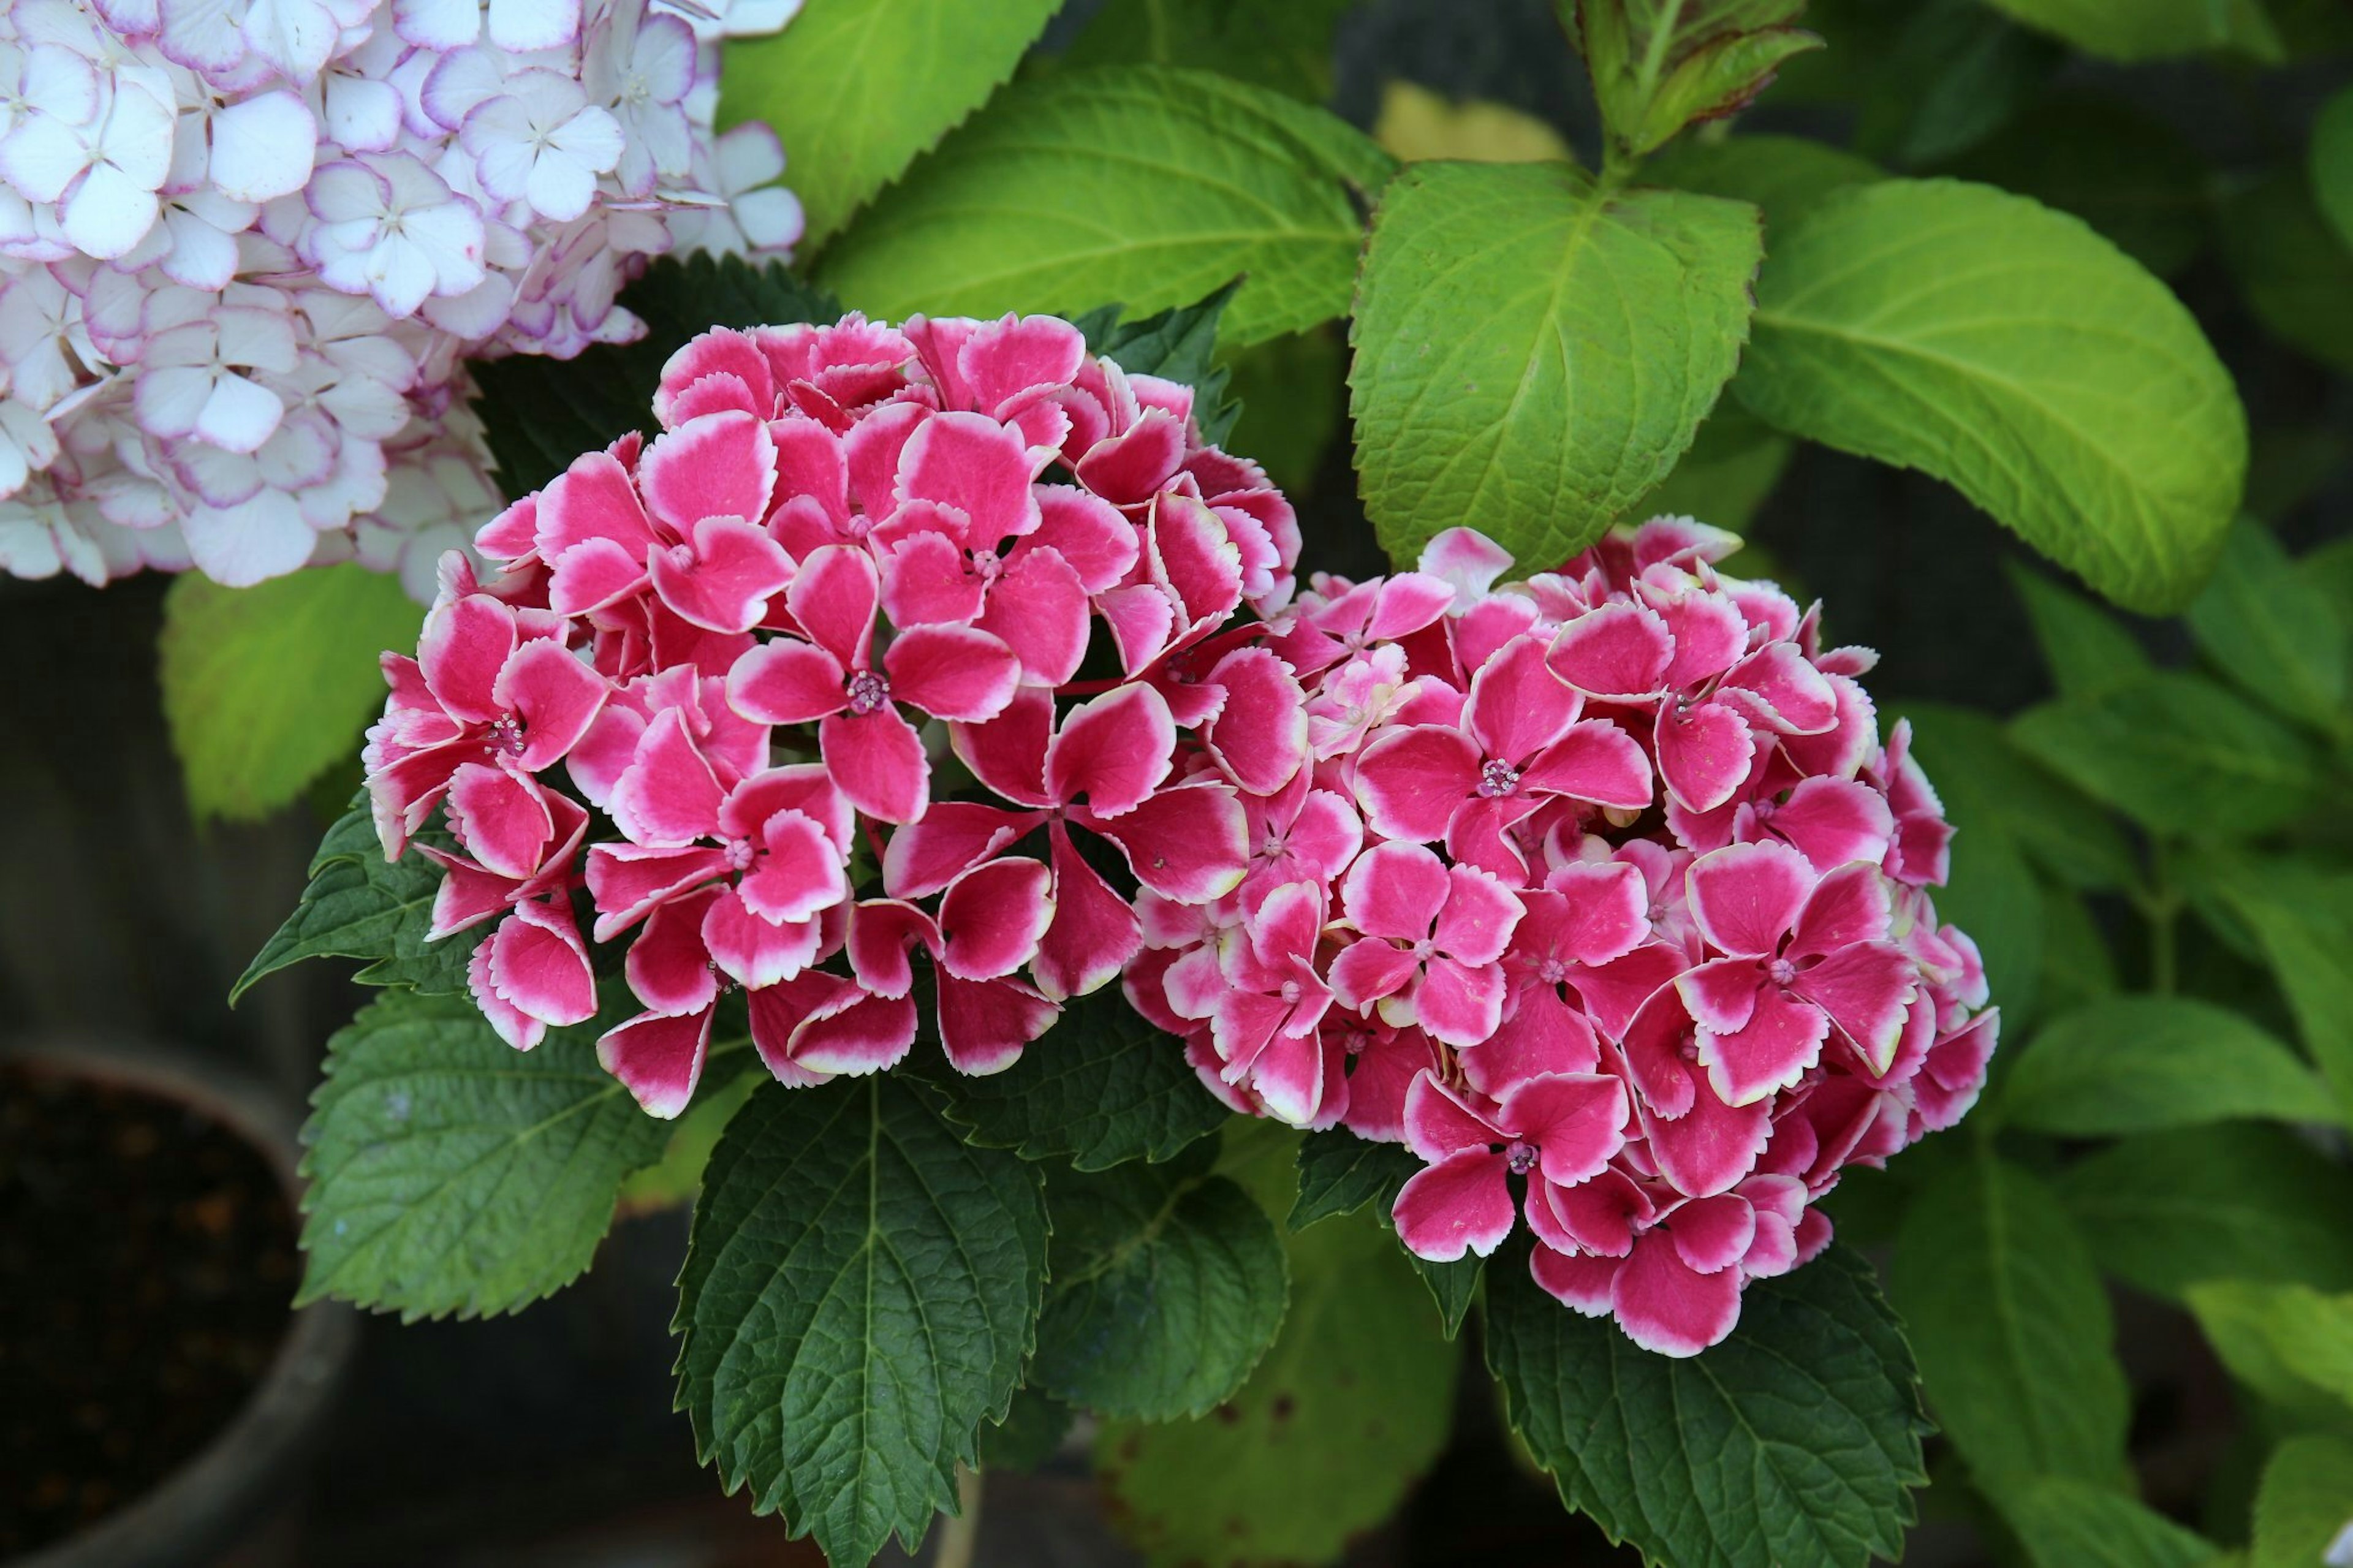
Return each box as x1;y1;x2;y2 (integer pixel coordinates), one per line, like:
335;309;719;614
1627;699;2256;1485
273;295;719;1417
2188;518;2351;736
915;987;1228;1170
816;66;1394;349
233;793;471;1002
2039;882;2122;1019
2187;1282;2353;1433
1948;97;2210;278
2056;1124;2353;1300
1999;995;2338;1136
1645;132;1885;233
2009;672;2325;841
2220;172;2353;376
1373;80;1577;166
298;988;682;1319
2254;1436;2353;1568
1890;1149;2132;1491
2316;87;2353;254
1901;701;2140;893
1737;178;2246;615
1998;1479;2219;1568
2196;857;2353;1124
1060;0;1357;103
1488;1243;1926;1568
716;0;1058;247
675;1075;1049;1566
160;565;422;824
1349;161;1761;569
1627;398;1794;532
1982;0;2283;61
1096;1210;1460;1568
1034;1138;1288;1422
2007;560;2155;699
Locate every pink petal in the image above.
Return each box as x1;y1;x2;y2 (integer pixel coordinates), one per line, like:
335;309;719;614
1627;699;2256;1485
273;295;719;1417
879;529;987;626
1548;600;1673;699
610;708;725;847
639;410;777;534
1076;406;1184;506
487;901;596;1028
1352;725;1480;844
469;935;546;1051
978;546;1091;687
443;761;554;880
1393;1147;1515;1261
1417;528;1514;605
1677;957;1765;1035
1402;1071;1504;1161
1696;983;1828;1105
938;856;1055;979
1030;824;1142;1001
819;706;930;824
1790;860;1893;955
1077;779;1249;904
1339;840;1450;943
1653;587;1751;689
936;972;1058;1075
656;329;775;425
1413;955;1507;1047
790;990;920;1076
1520;720;1653;812
847;899;937;998
1719;642;1838;735
738;808;849;924
419;594;515;723
950;684;1054;806
1667;1194;1756;1274
886;624;1021;722
1435;863;1525;966
896;409;1039;542
1045;682;1175;819
1547;862;1650;966
1098;583;1179;674
1567;942;1689;1041
1794;943;1918;1074
721;765;854;854
1655;700;1756;814
1611;1229;1743;1357
1200;646;1308;796
537;450;654;568
1466;634;1582;765
547;537;651;618
1686;841;1815;958
727;636;847;725
959;314;1087;414
700;885;820;988
1530;1246;1621;1315
648;515;792;634
1640;1081;1773;1198
1149;491;1245;627
424;854;523;939
882;801;1040;899
1467;986;1601;1097
784;545;878;669
1540;1167;1653;1257
597;1007;713;1119
1248;1026;1327;1128
626;887;722;1015
496;638;609;772
1759;777;1894;874
1327;937;1422;1013
586;843;729;939
1026;485;1137;591
1501;1072;1627;1187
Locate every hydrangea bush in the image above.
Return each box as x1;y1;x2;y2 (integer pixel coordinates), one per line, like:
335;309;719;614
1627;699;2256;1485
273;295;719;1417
0;0;800;590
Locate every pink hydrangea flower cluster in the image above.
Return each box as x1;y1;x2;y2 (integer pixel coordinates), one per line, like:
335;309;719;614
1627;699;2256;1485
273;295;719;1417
1126;520;1998;1356
362;310;1302;1121
0;0;800;590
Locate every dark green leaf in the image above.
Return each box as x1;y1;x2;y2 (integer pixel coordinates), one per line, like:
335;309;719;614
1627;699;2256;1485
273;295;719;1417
1411;1252;1483;1339
1096;1210;1459;1568
1351;161;1762;568
2202;857;2353;1123
473;255;839;493
1902;701;2140;893
817;67;1394;349
1627;398;1794;532
1034;1139;1289;1420
615;1063;761;1211
2009;673;2325;841
1946;97;2210;277
980;1385;1073;1474
1895;703;2048;1020
2007;561;2156;700
234;793;470;1003
1289;1127;1420;1229
717;0;1060;246
2220;172;2353;376
1646;133;1884;234
915;987;1228;1169
2000;995;2338;1136
160;566;425;824
1981;0;2284;61
1078;281;1242;445
1854;0;2062;169
2188;518;2351;737
1058;0;1357;103
298;988;681;1318
2316;86;2353;254
1487;1243;1927;1568
1218;328;1346;495
2056;1124;2353;1299
1890;1149;2132;1491
675;1075;1049;1566
2038;882;2122;1019
1738;178;2246;615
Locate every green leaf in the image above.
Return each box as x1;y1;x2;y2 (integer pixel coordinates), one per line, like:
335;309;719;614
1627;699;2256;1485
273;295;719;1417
2186;1282;2353;1422
473;255;839;493
1981;0;2284;61
2254;1435;2353;1568
1488;1243;1925;1568
1889;1149;2132;1492
2056;1124;2353;1299
297;988;680;1319
2009;672;2325;841
2006;560;2155;700
1896;706;2047;1021
2188;518;2351;736
816;67;1393;350
2038;882;2123;1019
233;793;470;1003
1349;161;1762;569
1034;1138;1289;1421
1901;701;2140;893
716;0;1059;247
2316;87;2353;254
1997;1479;2219;1568
2219;172;2353;376
1076;281;1243;445
2000;995;2338;1136
1575;0;1822;157
2203;858;2353;1124
675;1075;1049;1566
1852;0;2062;169
1218;328;1346;496
1947;97;2210;278
615;1064;760;1211
1627;398;1794;532
159;565;423;824
1289;1127;1420;1229
1059;0;1357;103
980;1385;1072;1474
1737;178;2246;615
1646;132;1884;235
915;987;1229;1170
1095;1210;1460;1568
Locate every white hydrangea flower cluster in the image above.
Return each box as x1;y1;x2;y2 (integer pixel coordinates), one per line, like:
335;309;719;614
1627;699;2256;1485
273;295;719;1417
0;0;802;594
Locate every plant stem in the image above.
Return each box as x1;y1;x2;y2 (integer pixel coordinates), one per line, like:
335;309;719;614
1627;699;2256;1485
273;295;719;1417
2145;843;2180;996
933;1464;984;1568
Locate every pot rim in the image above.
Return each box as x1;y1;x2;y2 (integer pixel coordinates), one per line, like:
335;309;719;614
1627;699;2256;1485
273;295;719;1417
1;1036;358;1568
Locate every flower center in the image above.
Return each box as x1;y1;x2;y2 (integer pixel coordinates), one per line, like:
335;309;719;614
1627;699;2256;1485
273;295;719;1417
1751;796;1778;822
487;713;528;758
668;543;695;570
1279;979;1302;1004
1505;1140;1537;1175
1477;759;1521;798
1260;833;1286;860
1537;956;1569;984
724;836;757;873
1343;1029;1372;1056
846;669;891;714
1767;956;1797;987
971;548;1002;581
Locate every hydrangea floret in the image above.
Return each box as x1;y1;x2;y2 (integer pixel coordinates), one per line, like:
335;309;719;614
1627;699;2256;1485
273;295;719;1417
361;309;1996;1358
0;0;801;591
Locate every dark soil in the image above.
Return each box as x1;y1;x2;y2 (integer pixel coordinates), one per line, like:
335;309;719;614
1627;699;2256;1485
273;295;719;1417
0;1062;298;1556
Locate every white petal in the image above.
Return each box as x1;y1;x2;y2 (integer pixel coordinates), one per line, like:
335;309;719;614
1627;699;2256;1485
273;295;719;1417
732;185;803;252
368;235;437;317
135;363;213;437
23;45;100;125
242;0;339;80
157;0;248;75
466;136;533;203
487;0;579;52
194;372;285;453
391;0;481;50
401;198;485;286
210;92;317;203
61;162;159;259
0;117;93;203
183;490;317;586
547;105;622;172
713;121;784;190
160;205;241;289
324;76;402;153
523;150;594;221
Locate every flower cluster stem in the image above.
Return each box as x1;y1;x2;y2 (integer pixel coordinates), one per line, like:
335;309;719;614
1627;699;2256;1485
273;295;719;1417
933;1464;984;1568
